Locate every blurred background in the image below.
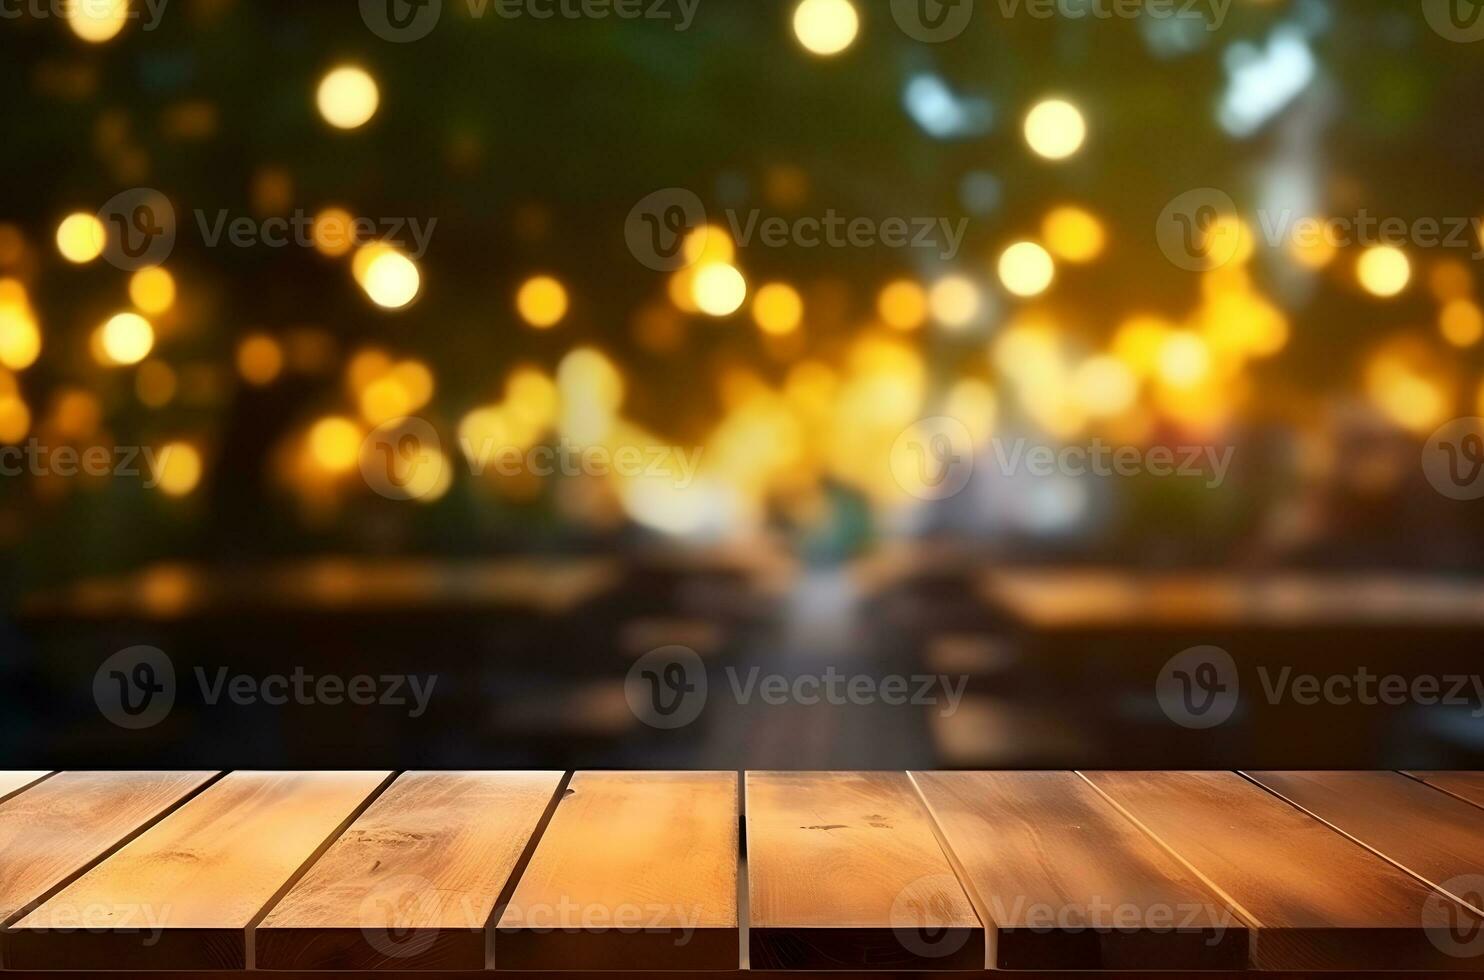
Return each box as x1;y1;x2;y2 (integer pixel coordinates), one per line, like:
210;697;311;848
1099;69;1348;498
2;0;1483;771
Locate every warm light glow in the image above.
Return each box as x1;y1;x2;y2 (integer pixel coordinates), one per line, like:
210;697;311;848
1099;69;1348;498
0;306;41;371
316;66;380;130
236;334;284;386
128;267;176;315
997;241;1056;298
97;313;154;366
155;442;203;496
67;0;128;42
682;225;735;266
516;275;569;328
1024;99;1087;160
1156;331;1212;389
135;360;177;407
0;396;29;443
753;282;804;335
356;246;421;309
929;276;981;329
56;213;104;264
312;207;357;257
692;263;748;317
878;280;928;331
1366;351;1448;434
1440;300;1484;348
1357;246;1411;298
308;416;363;474
793;0;859;56
1074;355;1137;417
1042;207;1105;263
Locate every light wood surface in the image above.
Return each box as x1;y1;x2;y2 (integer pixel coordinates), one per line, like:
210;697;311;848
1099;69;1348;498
1248;772;1484;913
495;771;738;971
7;771;391;970
745;771;982;971
0;773;50;804
255;771;563;971
1405;772;1484;810
0;772;216;938
1082;770;1484;971
911;771;1245;970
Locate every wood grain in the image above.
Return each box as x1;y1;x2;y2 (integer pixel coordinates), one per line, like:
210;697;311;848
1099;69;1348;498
1405;772;1484;811
6;771;391;971
746;771;982;971
1083;770;1484;971
0;773;216;935
911;771;1245;970
0;773;50;804
495;771;738;971
1248;772;1484;912
254;771;563;971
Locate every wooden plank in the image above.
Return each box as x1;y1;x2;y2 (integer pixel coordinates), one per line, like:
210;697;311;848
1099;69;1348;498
911;771;1246;970
1083;770;1484;971
495;771;737;971
254;771;563;971
746;771;982;971
0;772;51;803
6;771;391;971
1406;772;1484;811
0;773;217;934
1248;772;1484;909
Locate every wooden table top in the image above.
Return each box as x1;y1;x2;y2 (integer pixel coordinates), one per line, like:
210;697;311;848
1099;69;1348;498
0;770;1481;973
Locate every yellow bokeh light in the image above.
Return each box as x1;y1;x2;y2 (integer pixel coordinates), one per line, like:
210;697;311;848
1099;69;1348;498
316;66;380;130
237;333;284;386
0;396;29;443
0;306;41;371
692;262;748;317
312;207;358;257
506;366;559;431
516;275;569;329
1156;331;1212;389
308;416;363;474
682;225;735;266
128;267;176;315
1366;351;1448;434
97;312;154;366
56;213;104;264
1440;299;1484;348
929;275;981;330
1042;206;1105;263
1429;260;1473;303
878;279;927;331
1024;98;1087;161
67;0;128;43
155;442;203;497
356;247;420;309
135;360;177;407
1074;355;1137;417
792;0;859;56
1357;246;1411;298
753;282;804;335
997;241;1056;298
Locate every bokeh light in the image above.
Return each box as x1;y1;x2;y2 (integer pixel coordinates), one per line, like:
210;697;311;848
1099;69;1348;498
1042;207;1106;263
792;0;859;57
155;442;203;497
1024;98;1087;160
128;267;176;315
308;416;363;474
753;282;804;336
316;66;380;130
96;313;154;366
693;263;748;317
929;275;981;330
66;0;128;43
355;245;421;309
55;213;104;264
1357;246;1411;298
878;280;928;331
516;275;569;329
998;241;1056;298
